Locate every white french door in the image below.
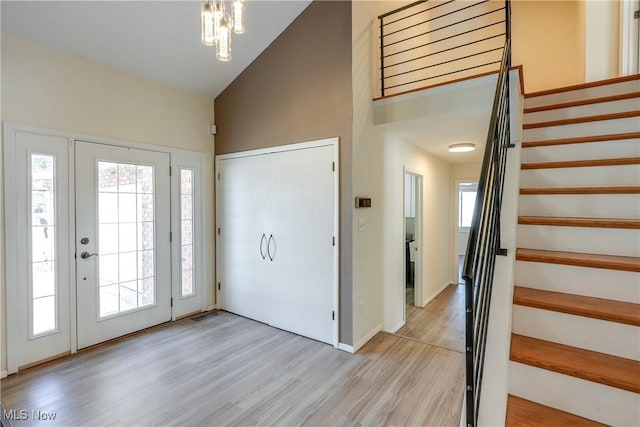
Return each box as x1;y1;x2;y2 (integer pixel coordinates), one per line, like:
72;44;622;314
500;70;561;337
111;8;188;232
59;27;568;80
5;125;205;372
75;142;172;349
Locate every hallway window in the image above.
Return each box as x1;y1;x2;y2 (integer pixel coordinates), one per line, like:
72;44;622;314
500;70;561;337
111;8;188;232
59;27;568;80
458;182;478;230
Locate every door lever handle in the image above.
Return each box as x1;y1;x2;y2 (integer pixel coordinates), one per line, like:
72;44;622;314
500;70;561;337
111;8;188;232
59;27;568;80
80;251;98;260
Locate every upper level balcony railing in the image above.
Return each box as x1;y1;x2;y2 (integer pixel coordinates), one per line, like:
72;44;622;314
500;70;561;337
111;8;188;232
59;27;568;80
378;0;507;98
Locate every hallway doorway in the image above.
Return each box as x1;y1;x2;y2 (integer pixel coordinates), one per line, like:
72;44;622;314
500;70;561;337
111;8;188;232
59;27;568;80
403;171;422;317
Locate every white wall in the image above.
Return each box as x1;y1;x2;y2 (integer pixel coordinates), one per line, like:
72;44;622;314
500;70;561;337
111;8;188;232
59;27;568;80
585;0;620;82
352;1;452;348
1;34;215;373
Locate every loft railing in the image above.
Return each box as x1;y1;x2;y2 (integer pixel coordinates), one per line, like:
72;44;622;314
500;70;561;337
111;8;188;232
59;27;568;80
378;0;507;97
461;1;511;425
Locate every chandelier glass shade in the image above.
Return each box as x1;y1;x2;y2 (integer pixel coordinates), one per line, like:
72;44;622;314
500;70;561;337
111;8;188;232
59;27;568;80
201;0;245;61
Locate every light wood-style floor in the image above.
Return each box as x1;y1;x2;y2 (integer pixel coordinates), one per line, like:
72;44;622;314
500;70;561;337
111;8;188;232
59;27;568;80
397;284;465;353
1;311;465;426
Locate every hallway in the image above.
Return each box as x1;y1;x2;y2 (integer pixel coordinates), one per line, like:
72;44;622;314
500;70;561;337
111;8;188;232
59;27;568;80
397;284;465;353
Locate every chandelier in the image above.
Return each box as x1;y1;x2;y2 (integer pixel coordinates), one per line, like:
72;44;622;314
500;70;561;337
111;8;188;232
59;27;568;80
201;0;245;62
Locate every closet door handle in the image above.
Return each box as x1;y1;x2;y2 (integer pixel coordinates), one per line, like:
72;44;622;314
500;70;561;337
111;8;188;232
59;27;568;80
259;233;267;260
267;234;275;261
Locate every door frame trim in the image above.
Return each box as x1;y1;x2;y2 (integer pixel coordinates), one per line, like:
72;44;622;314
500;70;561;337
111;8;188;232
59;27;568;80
215;137;340;347
3;122;210;373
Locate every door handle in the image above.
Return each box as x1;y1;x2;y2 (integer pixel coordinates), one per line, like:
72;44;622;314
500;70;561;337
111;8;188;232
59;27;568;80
259;233;267;260
80;251;98;260
267;234;275;261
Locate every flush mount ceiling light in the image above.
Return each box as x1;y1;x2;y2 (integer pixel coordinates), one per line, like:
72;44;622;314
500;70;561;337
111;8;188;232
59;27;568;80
448;143;476;153
201;0;246;62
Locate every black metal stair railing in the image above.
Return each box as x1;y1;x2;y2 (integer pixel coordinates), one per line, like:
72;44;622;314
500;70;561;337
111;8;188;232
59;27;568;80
461;2;511;425
378;0;507;97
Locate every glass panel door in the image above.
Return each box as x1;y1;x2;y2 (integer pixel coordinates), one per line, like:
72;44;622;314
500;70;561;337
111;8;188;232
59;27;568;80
75;142;171;349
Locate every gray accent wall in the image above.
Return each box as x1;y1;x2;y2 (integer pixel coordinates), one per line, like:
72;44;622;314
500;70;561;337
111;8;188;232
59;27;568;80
214;1;354;345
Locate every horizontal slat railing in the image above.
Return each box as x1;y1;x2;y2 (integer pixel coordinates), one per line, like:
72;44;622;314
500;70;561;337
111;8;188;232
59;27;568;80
378;0;507;97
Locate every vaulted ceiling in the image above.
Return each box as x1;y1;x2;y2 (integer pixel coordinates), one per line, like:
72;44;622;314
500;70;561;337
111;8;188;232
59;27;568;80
1;1;312;100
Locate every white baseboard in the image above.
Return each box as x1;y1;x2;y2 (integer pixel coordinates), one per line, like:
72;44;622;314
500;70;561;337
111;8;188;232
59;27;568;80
353;324;382;353
1;370;7;379
207;305;217;311
423;282;453;307
389;320;405;334
337;343;354;353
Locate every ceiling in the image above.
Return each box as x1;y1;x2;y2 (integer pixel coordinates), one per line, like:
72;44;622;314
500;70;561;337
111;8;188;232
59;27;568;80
1;1;312;100
2;1;498;165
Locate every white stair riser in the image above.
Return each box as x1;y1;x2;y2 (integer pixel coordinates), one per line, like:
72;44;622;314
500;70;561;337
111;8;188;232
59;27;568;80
523;116;640;142
520;164;640;188
518;194;640;219
512;305;640;360
524;97;640;124
517;225;640;257
521;139;640;163
524;79;640;109
509;362;640;426
515;261;640;303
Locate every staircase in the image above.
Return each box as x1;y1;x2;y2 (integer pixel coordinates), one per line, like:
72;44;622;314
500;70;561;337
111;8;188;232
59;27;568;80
506;75;640;426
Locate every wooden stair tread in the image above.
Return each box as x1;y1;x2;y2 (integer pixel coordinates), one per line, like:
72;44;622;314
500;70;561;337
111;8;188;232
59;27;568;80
522;131;640;148
518;216;640;229
520;186;640;195
513;286;640;326
525;74;640;98
521;157;640;170
523;92;640;114
516;248;640;272
523;110;640;129
506;395;606;427
510;334;640;393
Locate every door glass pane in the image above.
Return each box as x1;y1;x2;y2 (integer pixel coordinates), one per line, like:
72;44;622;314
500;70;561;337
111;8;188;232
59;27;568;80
31;154;57;336
98;161;156;317
180;169;194;297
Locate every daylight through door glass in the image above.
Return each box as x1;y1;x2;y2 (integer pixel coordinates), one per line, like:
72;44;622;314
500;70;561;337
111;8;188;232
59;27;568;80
98;162;155;317
31;154;57;336
180;169;194;297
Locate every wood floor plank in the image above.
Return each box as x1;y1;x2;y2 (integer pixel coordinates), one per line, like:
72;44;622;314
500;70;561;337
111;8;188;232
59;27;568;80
522;131;640;148
505;395;606;426
0;312;465;426
510;334;640;393
396;283;465;353
523;92;640;114
520;186;640;195
513;286;640;326
518;216;640;229
516;248;640;272
521;157;640;170
523;110;640;129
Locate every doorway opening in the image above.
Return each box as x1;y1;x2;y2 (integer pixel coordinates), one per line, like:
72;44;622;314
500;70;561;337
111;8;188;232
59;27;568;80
403;171;422;317
456;181;478;284
3;126;206;374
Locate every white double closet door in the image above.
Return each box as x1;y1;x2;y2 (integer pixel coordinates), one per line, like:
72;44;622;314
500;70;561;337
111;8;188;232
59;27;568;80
217;141;337;345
